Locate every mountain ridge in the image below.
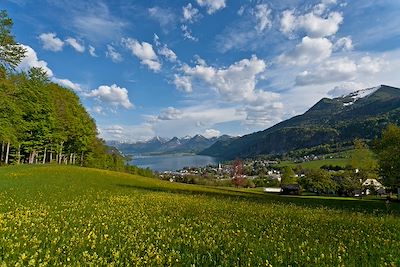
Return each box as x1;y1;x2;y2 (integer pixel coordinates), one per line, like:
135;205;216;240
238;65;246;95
200;85;400;159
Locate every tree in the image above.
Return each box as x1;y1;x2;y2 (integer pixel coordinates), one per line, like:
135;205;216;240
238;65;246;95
281;166;297;185
373;124;400;193
0;10;26;70
351;138;378;173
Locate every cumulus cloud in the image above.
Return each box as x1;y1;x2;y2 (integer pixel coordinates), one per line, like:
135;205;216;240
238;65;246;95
158;46;177;62
179;56;274;104
280;5;343;38
38;33;64;52
88;45;98;57
18;45;53;76
106;45;123;63
295;56;386;86
99;123;155;142
65;37;85;53
86;84;134;109
196;0;226;14
173;56;284;127
182;3;200;23
52;77;82;91
253;4;272;33
333;36;353;51
203;129;221;138
173;74;192;92
327;82;364;97
279;36;333;65
157;107;183;120
122;38;161;72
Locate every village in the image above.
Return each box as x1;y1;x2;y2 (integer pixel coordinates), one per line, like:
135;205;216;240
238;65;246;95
159;157;386;197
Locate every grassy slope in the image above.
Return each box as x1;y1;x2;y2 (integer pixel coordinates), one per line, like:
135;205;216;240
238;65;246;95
0;165;399;266
277;158;350;170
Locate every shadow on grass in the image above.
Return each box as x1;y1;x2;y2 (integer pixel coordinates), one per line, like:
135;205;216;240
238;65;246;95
115;183;400;216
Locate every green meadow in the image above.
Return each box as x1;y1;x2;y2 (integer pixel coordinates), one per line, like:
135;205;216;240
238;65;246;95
0;165;399;266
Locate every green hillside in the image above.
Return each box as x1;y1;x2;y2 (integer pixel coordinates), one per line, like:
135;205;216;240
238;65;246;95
0;165;399;265
201;85;400;159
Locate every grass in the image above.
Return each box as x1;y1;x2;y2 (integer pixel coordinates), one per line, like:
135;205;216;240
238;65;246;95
0;165;399;266
277;158;350;169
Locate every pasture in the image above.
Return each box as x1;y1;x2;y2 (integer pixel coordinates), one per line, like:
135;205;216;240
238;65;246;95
0;165;399;266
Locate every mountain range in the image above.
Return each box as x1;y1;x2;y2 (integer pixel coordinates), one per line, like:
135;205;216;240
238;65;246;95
109;135;231;155
200;85;400;159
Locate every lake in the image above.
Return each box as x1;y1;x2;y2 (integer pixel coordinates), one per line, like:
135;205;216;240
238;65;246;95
129;154;219;172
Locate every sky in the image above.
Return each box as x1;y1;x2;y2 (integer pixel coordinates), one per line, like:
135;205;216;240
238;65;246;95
3;0;400;142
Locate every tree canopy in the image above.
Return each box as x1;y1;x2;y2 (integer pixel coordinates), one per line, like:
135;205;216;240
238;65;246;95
373;124;400;191
0;10;26;70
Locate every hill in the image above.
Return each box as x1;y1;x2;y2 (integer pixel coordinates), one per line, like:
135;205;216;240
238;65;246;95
201;85;400;159
0;165;399;265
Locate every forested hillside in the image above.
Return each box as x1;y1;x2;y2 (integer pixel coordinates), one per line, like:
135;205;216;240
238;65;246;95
0;10;124;169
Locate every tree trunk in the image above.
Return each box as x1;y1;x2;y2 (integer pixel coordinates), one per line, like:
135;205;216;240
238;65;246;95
69;153;73;165
17;145;21;164
73;153;76;165
58;142;63;164
80;151;84;167
1;141;4;162
5;142;10;164
42;147;47;164
50;150;53;163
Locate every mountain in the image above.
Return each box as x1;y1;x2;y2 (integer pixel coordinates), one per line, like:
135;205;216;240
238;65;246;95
201;85;400;159
112;135;232;155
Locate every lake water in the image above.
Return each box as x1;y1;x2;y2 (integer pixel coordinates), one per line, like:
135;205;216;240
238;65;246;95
129;154;219;172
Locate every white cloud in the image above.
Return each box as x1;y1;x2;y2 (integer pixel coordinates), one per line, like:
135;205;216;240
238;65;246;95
181;24;198;41
203;129;221;138
92;105;104;115
280;10;296;37
38;33;64;52
65;37;85;53
88;45;98;57
180;56;273;104
357;56;386;74
157;107;183;120
122;38;161;72
173;74;192;92
71;3;125;43
279;36;333;65
295;57;357;86
99;124;155;142
52;77;82;91
148;6;176;31
158;45;177;62
280;7;343;38
327;82;364;97
106;45;123;63
333;36;353;51
86;84;134;109
253;4;272;33
173;56;284;127
18;45;53;77
182;3;200;23
295;56;386;86
196;0;226;14
300;12;343;38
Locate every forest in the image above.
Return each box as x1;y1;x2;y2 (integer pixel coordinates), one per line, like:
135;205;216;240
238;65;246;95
0;10;134;171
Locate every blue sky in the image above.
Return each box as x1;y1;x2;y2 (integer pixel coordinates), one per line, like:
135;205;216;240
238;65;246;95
4;0;400;141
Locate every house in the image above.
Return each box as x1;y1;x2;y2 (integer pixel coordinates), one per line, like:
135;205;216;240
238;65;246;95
362;178;385;195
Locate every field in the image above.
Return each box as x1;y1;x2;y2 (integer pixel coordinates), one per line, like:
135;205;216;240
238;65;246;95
0;165;399;266
277;158;350;170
